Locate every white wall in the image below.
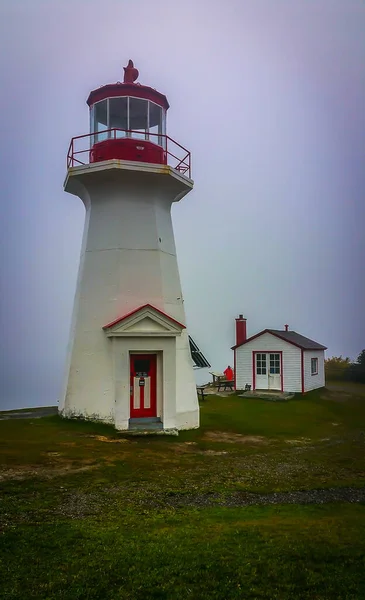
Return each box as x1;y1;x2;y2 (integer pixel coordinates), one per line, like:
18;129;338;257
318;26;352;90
303;350;325;391
235;332;302;392
175;329;200;430
61;162;199;430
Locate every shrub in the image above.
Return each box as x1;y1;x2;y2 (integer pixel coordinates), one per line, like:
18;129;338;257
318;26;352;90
325;351;365;384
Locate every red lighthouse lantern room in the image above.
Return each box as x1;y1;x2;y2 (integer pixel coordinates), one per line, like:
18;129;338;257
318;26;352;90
67;60;190;177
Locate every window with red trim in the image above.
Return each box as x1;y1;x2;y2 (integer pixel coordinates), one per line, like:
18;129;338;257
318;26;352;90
311;357;318;375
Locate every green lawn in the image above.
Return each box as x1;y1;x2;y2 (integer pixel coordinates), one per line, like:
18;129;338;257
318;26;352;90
1;384;365;599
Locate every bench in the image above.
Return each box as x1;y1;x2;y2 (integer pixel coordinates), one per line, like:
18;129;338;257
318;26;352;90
217;380;235;392
196;386;208;401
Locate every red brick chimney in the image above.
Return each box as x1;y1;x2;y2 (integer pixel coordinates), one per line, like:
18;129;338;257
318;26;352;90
284;324;289;331
235;314;247;346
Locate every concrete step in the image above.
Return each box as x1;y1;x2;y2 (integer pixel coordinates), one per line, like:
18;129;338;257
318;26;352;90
128;417;163;431
239;391;295;401
129;422;163;431
129;417;161;425
124;427;179;436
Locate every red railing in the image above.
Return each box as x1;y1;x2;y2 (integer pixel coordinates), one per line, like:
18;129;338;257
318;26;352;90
66;129;191;178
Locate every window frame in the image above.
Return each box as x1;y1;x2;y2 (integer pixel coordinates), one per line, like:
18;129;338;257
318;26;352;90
269;353;280;375
90;97;166;146
256;353;267;376
311;357;319;376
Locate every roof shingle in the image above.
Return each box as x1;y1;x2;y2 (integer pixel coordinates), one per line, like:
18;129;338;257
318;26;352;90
267;330;327;350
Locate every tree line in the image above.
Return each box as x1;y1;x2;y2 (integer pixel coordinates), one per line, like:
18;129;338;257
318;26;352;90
325;350;365;383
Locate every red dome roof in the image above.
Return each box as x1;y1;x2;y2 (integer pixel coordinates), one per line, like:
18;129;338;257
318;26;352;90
87;82;169;110
86;61;169;110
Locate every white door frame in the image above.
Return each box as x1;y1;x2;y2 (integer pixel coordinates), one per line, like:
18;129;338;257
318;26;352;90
253;351;283;391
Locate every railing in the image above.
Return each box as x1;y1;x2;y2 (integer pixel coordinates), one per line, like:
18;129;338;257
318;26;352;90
66;129;191;178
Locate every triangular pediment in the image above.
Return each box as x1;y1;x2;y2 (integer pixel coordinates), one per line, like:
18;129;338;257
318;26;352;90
103;304;185;338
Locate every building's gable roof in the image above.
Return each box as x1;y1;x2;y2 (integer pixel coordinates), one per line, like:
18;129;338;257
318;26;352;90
103;304;211;368
103;304;186;331
267;330;327;350
232;329;327;351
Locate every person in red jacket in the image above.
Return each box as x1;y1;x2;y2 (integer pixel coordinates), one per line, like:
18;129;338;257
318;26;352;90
224;365;234;381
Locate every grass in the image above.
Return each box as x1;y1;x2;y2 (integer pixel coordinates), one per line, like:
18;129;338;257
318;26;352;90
2;505;365;599
1;384;365;598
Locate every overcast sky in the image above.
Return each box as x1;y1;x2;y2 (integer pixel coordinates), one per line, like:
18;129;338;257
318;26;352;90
1;0;364;410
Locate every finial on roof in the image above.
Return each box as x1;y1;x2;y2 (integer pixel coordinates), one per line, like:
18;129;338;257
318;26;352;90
123;59;139;83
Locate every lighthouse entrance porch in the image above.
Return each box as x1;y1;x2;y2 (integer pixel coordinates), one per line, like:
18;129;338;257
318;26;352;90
102;303;193;432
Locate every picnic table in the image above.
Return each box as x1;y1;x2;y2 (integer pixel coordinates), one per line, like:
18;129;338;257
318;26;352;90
217;379;235;392
209;371;225;385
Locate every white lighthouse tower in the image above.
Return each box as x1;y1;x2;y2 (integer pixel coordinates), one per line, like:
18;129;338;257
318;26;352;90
60;60;205;432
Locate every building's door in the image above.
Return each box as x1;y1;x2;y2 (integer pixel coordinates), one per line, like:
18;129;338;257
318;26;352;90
255;353;268;389
268;353;281;390
130;354;157;418
255;353;281;390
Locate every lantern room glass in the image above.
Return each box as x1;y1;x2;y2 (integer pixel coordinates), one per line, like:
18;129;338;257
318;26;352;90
91;97;166;146
94;100;108;142
109;97;127;138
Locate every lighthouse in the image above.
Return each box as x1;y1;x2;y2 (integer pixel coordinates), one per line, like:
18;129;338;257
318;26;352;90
59;60;208;432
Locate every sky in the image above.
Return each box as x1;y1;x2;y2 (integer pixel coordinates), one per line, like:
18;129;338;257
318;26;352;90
0;0;364;410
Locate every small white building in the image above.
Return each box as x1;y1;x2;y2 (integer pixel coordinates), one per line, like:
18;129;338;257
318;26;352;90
232;315;326;394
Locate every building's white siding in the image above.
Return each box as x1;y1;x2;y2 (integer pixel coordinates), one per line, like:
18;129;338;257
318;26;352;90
235;332;302;393
303;350;325;391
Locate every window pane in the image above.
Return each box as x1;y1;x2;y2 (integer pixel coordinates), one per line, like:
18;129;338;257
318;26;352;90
262;368;267;375
134;359;150;373
94;100;108;142
109;97;127;137
161;110;166;136
129;97;148;140
149;102;162;145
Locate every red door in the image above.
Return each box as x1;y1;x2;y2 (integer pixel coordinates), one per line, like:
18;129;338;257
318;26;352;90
130;354;157;418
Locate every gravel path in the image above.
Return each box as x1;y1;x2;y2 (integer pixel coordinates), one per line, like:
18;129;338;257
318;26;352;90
159;487;365;508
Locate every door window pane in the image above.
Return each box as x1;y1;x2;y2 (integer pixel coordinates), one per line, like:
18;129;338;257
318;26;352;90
134;359;150;377
256;354;266;375
269;354;280;374
129;98;148;140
